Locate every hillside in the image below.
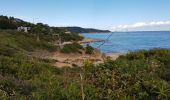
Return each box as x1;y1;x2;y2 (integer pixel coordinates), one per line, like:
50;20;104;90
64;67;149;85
63;27;111;33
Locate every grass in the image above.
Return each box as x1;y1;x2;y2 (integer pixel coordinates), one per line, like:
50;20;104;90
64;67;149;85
61;42;83;53
0;29;57;54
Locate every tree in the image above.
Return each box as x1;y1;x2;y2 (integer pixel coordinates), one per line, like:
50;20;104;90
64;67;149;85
0;16;17;29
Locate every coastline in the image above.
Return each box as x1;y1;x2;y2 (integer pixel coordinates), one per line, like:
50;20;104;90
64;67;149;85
51;37;125;68
78;38;105;44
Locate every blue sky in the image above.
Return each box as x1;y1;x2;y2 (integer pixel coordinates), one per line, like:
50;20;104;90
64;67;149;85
1;0;170;31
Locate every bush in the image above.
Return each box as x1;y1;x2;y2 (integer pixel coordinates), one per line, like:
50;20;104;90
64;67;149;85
60;33;84;42
0;16;17;29
85;45;94;54
82;48;170;99
61;43;83;53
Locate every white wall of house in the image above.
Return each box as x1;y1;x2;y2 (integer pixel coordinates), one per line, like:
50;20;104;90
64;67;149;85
17;26;31;33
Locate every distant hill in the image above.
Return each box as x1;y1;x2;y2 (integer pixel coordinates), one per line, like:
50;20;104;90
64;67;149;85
0;15;83;42
63;27;111;33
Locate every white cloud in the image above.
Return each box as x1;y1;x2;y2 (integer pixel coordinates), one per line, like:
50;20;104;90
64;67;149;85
112;21;170;31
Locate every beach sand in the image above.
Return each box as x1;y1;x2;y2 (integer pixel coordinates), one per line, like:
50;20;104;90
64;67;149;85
78;38;105;44
105;52;125;60
50;50;125;68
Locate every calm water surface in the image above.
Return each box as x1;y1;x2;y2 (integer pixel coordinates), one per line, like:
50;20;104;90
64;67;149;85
81;31;170;53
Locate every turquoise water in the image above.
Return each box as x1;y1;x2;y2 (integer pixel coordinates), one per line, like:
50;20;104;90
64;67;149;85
81;31;170;53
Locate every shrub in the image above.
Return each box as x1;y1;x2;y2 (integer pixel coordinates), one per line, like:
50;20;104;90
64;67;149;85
0;16;17;29
60;33;84;42
61;43;83;53
82;48;170;99
85;45;94;54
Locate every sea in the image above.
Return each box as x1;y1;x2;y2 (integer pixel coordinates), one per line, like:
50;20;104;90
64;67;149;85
81;31;170;53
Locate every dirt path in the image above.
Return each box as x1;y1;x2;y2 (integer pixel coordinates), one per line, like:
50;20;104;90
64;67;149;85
49;50;125;68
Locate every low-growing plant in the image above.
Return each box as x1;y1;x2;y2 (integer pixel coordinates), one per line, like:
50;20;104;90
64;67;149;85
85;45;94;54
82;48;170;99
61;43;83;53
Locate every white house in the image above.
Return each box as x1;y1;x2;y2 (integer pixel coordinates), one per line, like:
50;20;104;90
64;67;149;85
65;31;71;34
17;26;31;33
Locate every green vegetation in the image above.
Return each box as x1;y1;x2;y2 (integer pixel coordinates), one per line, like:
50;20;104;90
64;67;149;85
0;29;57;53
61;43;83;53
63;27;111;33
61;44;94;54
0;15;83;42
1;40;170;99
0;16;17;29
0;54;62;99
60;32;84;42
85;45;94;54
83;48;170;99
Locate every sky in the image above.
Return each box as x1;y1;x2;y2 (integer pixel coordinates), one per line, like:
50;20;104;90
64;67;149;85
0;0;170;31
